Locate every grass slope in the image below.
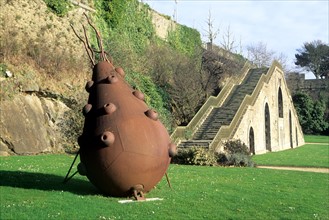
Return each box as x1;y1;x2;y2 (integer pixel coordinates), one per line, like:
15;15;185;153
253;143;329;168
1;154;328;220
304;135;329;144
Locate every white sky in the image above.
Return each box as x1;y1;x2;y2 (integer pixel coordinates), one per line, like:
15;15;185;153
143;0;329;79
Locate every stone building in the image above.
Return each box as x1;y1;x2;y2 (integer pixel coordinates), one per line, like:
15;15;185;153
171;61;305;154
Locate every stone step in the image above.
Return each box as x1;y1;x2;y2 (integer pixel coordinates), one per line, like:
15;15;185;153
178;140;211;148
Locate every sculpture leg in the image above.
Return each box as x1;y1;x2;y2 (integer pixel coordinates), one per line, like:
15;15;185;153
63;150;80;184
165;172;172;189
132;184;146;201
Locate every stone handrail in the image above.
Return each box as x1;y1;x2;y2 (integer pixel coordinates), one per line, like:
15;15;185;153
170;62;252;144
210;61;281;149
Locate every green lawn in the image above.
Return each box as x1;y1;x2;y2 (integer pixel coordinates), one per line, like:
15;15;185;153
1;154;328;220
253;143;329;168
304;135;329;144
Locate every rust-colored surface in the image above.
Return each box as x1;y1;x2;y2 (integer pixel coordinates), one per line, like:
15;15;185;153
73;14;176;197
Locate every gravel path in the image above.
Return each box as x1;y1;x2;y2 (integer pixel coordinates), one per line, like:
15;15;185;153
257;166;329;173
305;142;328;145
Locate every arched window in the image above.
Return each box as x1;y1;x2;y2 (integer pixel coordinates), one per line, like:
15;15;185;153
278;87;283;118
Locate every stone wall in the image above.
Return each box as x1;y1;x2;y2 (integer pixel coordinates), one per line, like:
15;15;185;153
286;72;329;100
150;9;177;40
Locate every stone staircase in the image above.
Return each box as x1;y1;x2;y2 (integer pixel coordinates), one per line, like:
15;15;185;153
179;68;267;148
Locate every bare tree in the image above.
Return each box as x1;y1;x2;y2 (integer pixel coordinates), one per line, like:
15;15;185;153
220;25;237;53
203;9;219;51
246;41;290;72
246;42;275;67
169;56;205;125
238;35;243;55
146;43;176;86
173;0;178;22
200;50;223;97
274;52;290;72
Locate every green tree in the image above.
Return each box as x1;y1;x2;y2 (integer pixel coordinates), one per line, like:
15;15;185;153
292;92;328;134
311;99;329;134
295;40;329;79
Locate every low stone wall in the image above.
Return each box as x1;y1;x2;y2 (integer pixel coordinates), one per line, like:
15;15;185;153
286;72;329;99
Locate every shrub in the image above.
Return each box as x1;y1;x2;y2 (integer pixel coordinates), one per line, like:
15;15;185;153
0;63;7;77
43;0;71;17
216;153;255;167
224;139;250;155
172;147;216;166
172;140;255;167
0;14;21;60
191;147;217;166
172;147;195;165
216;139;255;167
57;92;87;154
59;105;84;154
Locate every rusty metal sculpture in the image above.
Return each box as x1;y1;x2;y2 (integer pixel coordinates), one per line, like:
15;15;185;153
64;14;176;200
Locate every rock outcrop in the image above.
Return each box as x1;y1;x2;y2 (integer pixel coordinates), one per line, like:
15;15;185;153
0;94;70;155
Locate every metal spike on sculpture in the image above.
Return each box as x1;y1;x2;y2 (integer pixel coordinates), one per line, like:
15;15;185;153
64;13;177;200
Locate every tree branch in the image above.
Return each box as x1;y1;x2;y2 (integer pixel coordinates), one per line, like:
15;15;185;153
70;24;95;66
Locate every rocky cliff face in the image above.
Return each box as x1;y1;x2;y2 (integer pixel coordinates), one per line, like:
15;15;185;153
0;0;89;155
0;94;70;155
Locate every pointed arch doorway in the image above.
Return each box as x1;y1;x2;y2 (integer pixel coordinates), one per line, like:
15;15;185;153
249;127;255;155
265;103;271;152
289;110;293;148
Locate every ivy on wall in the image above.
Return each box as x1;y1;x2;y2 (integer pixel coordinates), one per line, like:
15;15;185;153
167;24;202;56
126;71;173;130
95;0;154;54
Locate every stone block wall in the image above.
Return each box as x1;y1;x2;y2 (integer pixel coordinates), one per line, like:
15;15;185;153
286;72;329;100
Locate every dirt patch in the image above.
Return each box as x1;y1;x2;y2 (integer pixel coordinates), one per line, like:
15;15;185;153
257;166;329;173
305;142;328;145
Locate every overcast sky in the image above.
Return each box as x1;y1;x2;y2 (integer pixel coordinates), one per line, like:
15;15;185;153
144;0;329;79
